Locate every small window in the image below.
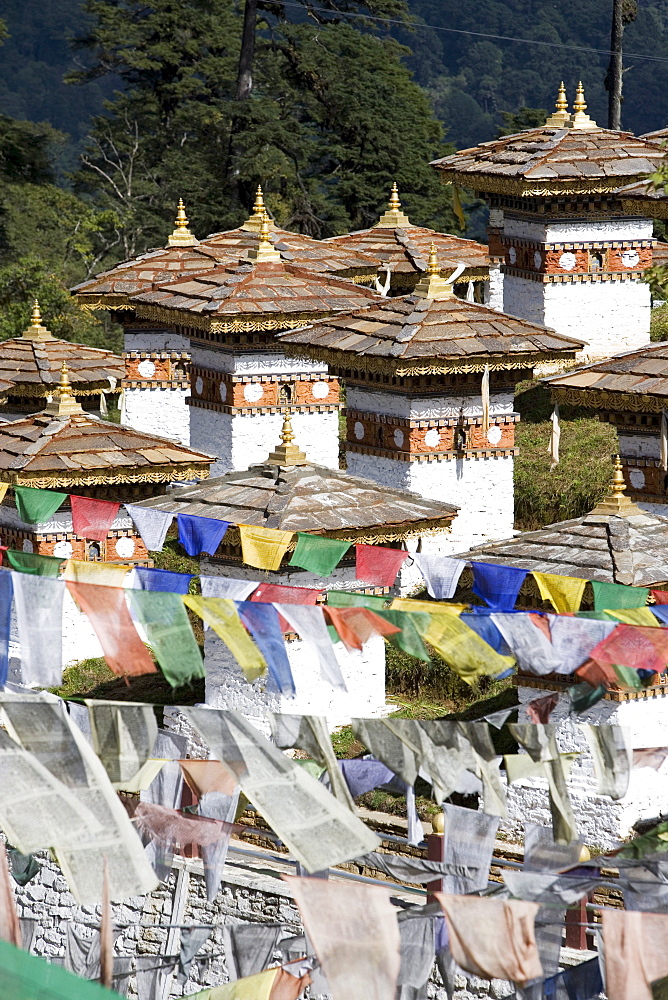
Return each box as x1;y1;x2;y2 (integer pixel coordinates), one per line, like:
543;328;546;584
590;252;604;272
87;542;102;562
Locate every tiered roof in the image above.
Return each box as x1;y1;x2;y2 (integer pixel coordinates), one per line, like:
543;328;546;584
323;185;489;289
0;364;214;489
279;247;583;375
0;303;124;399
546;342;668;412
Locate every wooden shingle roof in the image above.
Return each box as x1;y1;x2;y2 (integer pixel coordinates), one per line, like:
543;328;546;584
546;343;668;410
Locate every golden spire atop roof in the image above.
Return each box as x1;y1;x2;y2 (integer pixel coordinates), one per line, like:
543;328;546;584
545;81;571;128
241;184;277;233
375;182;411;228
412;243;455;300
167;198;198;247
21;299;54;342
248;212;282;263
266;409;307;466
570;81;598;130
45;361;85;417
589;455;643;517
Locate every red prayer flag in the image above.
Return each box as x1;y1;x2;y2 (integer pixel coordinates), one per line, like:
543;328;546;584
250;582;321;632
355;544;407;587
325;606;401;652
71;495;121;542
652;590;668;605
526;691;560;724
67;581;156;677
589;623;668;675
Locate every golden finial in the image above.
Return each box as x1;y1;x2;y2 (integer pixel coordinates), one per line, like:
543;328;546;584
375;182;411;228
427;242;439;275
588;454;642;518
570;82;597;130
545;81;572;128
253;185;265;216
167;198;198;247
413;245;456;300
611;455;626;496
248;211;281;263
21;298;54;341
266;409;307;467
241;185;276;232
45;361;84;417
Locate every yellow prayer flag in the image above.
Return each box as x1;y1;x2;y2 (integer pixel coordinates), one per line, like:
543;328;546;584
238;524;294;572
504;753;578;784
605;607;660;627
0;483;9;505
533;572;587;614
62;559;130;587
419;612;514;685
390;598;467;615
114;759;166;793
184;967;278;1000
184;595;266;681
452;185;466;231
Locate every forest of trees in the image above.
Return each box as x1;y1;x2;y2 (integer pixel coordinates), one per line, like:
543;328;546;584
0;0;667;344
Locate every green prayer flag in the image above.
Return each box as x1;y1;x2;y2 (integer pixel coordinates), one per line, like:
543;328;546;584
289;533;350;576
618;818;668;859
6;550;63;577
376;610;431;662
612;664;644;690
568;681;606;713
13;485;67;525
0;939;119;1000
128;590;205;688
327;590;388;610
591;579;648;611
575;610;611;620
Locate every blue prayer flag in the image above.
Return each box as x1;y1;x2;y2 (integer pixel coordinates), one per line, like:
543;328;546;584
177;514;229;556
134;566;193;594
0;572;11;687
236;601;296;697
470;561;528;611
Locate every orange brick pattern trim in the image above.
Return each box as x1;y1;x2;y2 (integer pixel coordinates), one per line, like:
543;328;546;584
500;237;652;282
0;529;150;564
123;352;190;389
346;410;516;460
187;367;341;414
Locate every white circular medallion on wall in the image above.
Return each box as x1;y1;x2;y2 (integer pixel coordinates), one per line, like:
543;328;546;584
195;376;204;395
487;425;502;445
393;428;405;448
219;382;227;402
508;247;517;265
533;251;542;271
22;539;33;553
621;249;640;268
53;540;73;559
629;468;645;490
558;252;577;271
311;381;330;400
354;421;365;440
424;428;441;448
243;383;264;403
115;536;135;558
138;359;156;379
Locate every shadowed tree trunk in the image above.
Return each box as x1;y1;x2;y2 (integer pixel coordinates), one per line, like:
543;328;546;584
235;0;258;101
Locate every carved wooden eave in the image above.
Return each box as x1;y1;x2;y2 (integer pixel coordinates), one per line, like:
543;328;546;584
76;295;135;312
551;385;668;414
6;381;119;399
130;303;336;336
434;170;657;200
0;464;211;491
219;518;454;553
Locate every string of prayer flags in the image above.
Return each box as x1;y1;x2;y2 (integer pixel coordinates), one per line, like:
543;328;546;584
271;714;356;810
67;582;157;678
413;553;466;600
86;701;158;786
355;543;407;586
288;876;400;1000
0;573;11;688
70;496;120;542
235;601;296;696
183;596;266;682
591;579;648;611
376;609;431;662
423;612;515;684
11;573;63;687
276;603;347;692
590;623;668;675
5;550;63;577
288;532;350;576
133;566;194;594
124;504;173;552
581;724;632;801
128;590;205;688
532;572;586;614
605;606;659;627
201;575;258;601
602;910;668;1000
238;525;293;571
63;559;130;587
13;485;67;525
178;513;229;556
526;692;560;724
652;589;668;605
132;801;241;849
471;561;528;611
324;606;400;652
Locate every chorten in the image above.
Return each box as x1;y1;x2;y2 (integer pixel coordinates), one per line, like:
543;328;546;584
431;83;665;361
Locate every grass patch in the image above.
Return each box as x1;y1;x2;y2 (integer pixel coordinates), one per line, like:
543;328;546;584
151;537;201;578
385;640;512;712
50;658;115;699
651;303;668;342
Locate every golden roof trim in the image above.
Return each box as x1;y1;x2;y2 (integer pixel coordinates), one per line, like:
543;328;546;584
4;382;118;398
551;385;668;414
0;464;212;490
133;302;338;334
434;170;655;199
219;518;454;551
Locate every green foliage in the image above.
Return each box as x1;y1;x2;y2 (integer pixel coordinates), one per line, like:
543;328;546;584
651;303;668;342
0;115;60;185
49;657;115;698
497;107;548;136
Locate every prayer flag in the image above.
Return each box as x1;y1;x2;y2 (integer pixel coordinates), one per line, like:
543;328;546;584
652;589;668;605
124;504;173;552
133;566;193;594
376;609;431;661
275;603;347;692
67;582;156;677
179;760;238;798
590;623;668;675
327;591;387;610
183;967;288;1000
390;597;466;614
11;573;63;687
471;562;527;610
461;611;512;656
128;590;204;687
70;496;120;542
424;613;515;684
452;184;466;230
581;724;631;801
652;605;668;626
184;596;266;682
0;572;11;688
413;554;466;599
663;411;668;473
549;403;560;469
492;613;563;675
355;544;407;586
603;910;668;1000
178;513;229;556
0;844;20;947
324;606;400;652
533;572;586;614
132;801;240;849
63;560;130;587
13;486;67;525
201;576;258;601
591;579;648;611
0;939;123;1000
235;601;295;696
250;582;319;632
238;524;293;571
526;692;560;723
481;364;490;435
271;714;356;810
288;533;350;576
86;701;158;785
605;607;659;627
5;550;63;577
